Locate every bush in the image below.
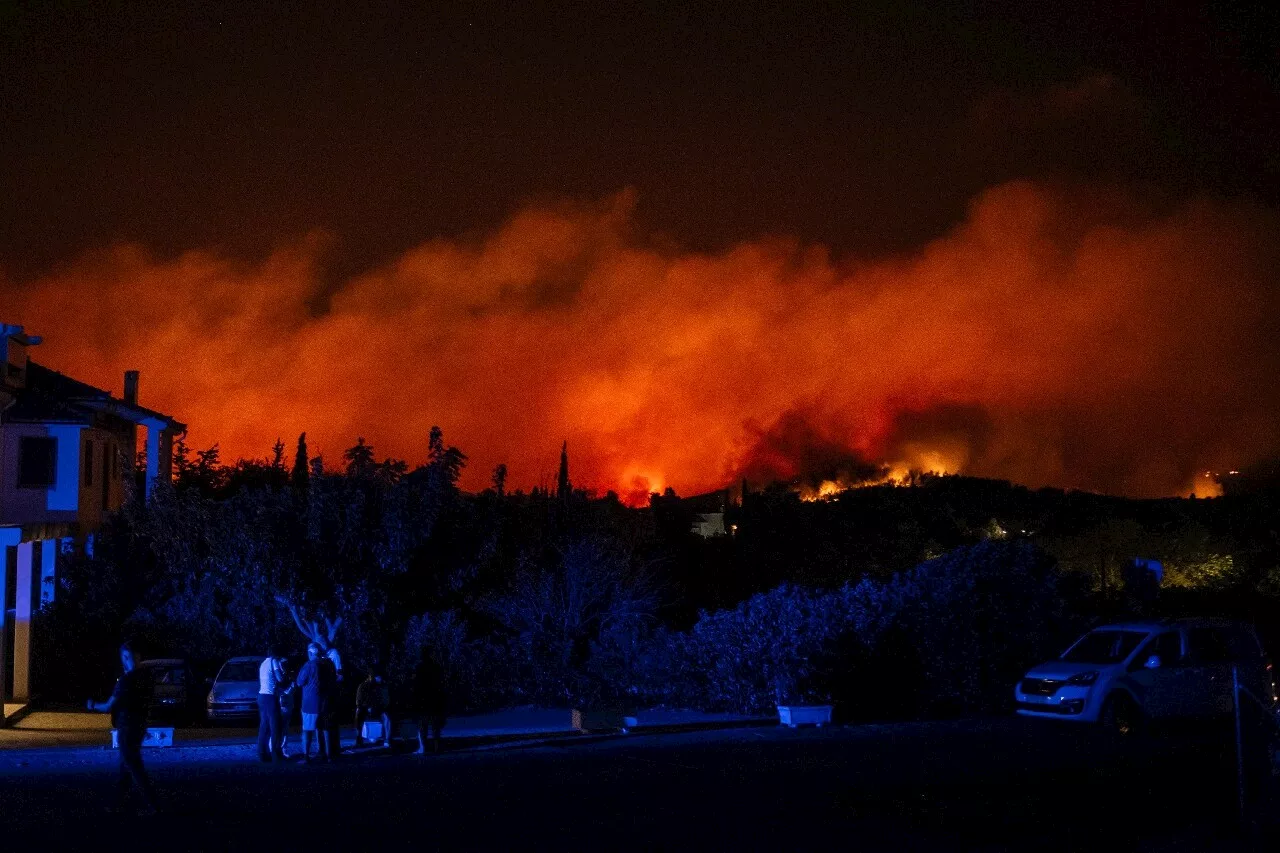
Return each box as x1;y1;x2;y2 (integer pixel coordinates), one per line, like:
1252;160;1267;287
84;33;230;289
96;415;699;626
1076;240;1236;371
636;540;1082;717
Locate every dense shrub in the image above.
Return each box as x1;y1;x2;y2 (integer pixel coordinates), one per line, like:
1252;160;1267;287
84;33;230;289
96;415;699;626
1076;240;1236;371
636;540;1083;717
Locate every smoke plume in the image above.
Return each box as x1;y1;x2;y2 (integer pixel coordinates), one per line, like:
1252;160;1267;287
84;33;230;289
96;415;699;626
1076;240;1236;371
5;180;1279;502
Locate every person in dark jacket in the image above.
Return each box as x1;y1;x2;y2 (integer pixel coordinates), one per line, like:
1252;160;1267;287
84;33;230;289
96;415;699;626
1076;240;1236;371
87;641;158;814
319;648;342;760
413;651;448;754
355;667;393;748
294;643;331;762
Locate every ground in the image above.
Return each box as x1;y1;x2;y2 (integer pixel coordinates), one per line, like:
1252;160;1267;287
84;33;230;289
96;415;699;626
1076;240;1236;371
0;715;1275;850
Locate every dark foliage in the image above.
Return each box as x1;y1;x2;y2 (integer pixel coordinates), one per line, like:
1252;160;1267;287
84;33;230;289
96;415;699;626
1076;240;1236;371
35;442;1280;719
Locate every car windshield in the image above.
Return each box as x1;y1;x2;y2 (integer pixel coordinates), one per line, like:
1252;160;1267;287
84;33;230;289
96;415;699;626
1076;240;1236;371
218;660;262;682
1061;630;1149;664
147;666;185;685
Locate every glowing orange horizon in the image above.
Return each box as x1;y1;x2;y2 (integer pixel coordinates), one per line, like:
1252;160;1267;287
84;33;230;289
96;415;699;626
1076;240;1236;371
4;181;1278;506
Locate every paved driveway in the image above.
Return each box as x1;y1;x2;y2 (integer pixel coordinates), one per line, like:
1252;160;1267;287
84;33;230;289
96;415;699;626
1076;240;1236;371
0;716;1273;851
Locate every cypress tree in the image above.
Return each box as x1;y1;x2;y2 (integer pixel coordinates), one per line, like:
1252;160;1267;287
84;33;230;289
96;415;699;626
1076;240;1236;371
557;441;570;500
291;432;310;492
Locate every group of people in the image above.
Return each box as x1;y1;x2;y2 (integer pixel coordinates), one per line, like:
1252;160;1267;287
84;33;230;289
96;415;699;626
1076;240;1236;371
257;642;346;763
257;642;449;763
87;639;449;816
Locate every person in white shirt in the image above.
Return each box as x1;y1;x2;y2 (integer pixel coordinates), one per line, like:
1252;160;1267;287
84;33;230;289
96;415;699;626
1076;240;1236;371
277;656;297;758
257;647;286;762
324;646;344;758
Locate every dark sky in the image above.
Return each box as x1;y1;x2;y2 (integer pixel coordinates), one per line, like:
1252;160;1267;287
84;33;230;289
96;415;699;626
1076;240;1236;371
4;1;1279;280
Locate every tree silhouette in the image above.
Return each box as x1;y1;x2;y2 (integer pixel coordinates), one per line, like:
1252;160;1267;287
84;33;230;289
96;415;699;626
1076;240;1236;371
291;433;310;492
344;437;377;478
557;441;571;501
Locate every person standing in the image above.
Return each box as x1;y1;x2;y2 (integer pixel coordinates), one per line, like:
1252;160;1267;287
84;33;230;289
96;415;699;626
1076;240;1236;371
326;646;344;756
277;657;296;758
354;667;393;748
295;643;329;762
319;647;342;760
413;651;448;755
257;647;286;762
87;641;158;815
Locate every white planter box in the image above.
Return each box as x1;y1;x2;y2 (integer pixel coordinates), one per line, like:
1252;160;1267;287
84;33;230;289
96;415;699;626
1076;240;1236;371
776;705;832;728
111;727;174;748
571;709;638;733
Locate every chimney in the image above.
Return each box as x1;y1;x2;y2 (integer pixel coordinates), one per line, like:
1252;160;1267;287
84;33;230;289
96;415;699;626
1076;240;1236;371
2;323;40;390
124;370;139;405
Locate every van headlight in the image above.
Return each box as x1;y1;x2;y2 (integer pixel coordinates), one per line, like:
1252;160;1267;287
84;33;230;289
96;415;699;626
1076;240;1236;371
1067;671;1099;686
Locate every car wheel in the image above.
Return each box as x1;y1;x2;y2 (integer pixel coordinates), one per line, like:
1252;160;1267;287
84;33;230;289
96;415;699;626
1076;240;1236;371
1101;692;1141;737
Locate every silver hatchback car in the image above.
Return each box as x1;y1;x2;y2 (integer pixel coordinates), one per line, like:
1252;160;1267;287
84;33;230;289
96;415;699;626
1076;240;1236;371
1015;618;1276;733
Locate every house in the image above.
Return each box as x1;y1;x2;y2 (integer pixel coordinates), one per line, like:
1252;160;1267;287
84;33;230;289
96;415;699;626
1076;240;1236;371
684;488;731;538
0;323;184;720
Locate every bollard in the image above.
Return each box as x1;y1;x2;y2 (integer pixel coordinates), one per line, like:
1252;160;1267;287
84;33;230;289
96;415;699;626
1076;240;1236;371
1233;666;1245;825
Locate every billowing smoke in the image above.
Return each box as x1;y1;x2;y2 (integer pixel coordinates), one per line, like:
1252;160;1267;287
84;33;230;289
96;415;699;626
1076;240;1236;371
4;180;1279;502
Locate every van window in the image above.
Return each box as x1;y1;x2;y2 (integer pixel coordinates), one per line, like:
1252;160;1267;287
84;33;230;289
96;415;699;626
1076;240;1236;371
1061;630;1148;664
1188;627;1235;664
1129;631;1182;670
1220;627;1264;661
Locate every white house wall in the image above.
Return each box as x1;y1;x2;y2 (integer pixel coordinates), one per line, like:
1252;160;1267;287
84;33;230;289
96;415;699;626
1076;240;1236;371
46;424;82;512
0;423;82;526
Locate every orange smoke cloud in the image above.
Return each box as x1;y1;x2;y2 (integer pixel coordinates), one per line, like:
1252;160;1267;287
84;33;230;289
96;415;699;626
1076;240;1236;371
4;181;1280;502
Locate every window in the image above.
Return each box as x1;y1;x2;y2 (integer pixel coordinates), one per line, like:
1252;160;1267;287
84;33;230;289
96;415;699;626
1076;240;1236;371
83;440;95;487
217;661;263;683
1222;627;1264;662
1132;631;1183;670
148;666;185;686
1187;627;1232;664
17;436;57;487
1061;630;1148;664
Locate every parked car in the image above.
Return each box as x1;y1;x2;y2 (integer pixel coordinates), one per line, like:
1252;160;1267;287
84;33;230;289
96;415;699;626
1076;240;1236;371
136;658;200;724
1015;618;1277;733
207;656;264;722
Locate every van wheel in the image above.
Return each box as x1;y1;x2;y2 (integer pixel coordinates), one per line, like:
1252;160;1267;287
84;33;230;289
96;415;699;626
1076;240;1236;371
1101;692;1141;737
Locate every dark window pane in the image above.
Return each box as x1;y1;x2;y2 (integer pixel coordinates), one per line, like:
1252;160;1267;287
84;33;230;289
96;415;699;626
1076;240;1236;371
218;661;263;682
17;437;57;487
1222;628;1263;661
1062;630;1148;664
83;440;94;487
1130;631;1182;670
1188;628;1232;663
1155;632;1182;661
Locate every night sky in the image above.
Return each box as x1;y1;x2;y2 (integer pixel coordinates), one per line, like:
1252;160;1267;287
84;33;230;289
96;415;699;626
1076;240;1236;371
4;2;1280;500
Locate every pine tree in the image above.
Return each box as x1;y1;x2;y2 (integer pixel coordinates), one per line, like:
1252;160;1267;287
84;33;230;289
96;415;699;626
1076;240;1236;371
291;432;310;492
557;441;570;501
271;438;286;470
344;437;376;478
492;463;508;498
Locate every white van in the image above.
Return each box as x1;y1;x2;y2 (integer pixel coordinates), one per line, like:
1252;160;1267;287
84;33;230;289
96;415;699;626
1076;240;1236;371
1015;619;1275;733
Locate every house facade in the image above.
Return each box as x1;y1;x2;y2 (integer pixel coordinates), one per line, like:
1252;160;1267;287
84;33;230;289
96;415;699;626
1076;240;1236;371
0;323;184;718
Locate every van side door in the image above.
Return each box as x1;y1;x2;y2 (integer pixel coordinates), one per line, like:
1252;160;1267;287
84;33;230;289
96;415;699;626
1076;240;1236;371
1185;627;1235;716
1126;631;1187;718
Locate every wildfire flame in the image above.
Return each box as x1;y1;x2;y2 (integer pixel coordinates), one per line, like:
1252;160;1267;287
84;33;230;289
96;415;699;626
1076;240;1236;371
4;181;1280;505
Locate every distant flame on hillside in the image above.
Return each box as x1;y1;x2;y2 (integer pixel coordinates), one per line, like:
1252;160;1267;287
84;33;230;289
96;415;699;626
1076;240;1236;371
5;180;1280;503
